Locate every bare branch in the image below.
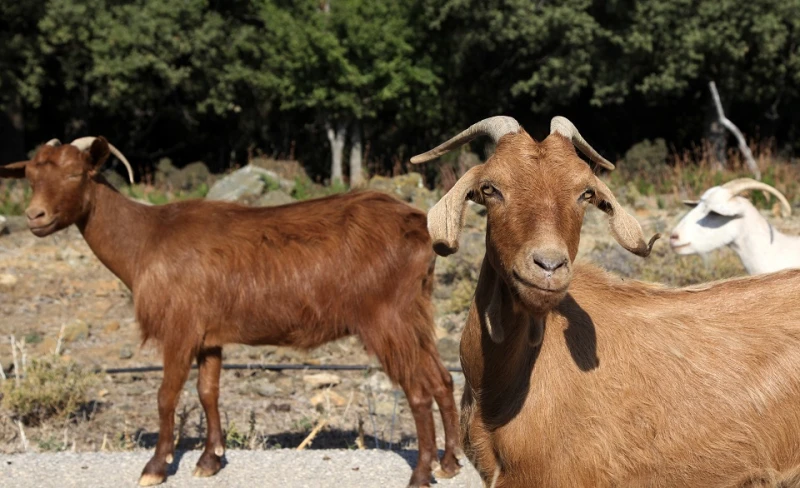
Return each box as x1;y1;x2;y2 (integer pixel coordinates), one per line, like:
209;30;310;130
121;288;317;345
709;81;761;180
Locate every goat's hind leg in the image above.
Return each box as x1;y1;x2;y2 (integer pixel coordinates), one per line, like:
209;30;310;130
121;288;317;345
424;352;461;478
139;344;194;486
193;346;225;478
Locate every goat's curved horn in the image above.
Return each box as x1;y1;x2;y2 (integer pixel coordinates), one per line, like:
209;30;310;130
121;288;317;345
45;138;62;147
550;116;615;170
721;178;792;217
69;137;135;184
410;116;521;164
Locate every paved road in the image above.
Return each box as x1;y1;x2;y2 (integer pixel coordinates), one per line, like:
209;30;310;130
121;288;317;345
1;449;483;487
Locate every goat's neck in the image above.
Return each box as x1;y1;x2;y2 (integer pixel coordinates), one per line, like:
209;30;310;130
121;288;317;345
76;179;152;289
729;206;792;274
462;260;541;426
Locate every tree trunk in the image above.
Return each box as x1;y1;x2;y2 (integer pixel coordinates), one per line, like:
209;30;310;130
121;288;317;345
349;122;364;187
0;95;25;163
325;119;347;185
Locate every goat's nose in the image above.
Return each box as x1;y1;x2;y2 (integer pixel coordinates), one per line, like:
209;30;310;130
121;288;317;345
25;207;46;221
669;232;679;241
532;250;568;273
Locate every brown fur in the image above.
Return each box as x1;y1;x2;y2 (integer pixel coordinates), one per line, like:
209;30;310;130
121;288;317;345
9;138;460;487
422;123;800;487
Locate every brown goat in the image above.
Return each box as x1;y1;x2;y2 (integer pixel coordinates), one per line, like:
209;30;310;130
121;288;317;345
4;138;460;487
412;116;800;487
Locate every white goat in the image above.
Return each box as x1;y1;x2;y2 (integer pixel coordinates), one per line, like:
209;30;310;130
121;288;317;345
670;178;798;274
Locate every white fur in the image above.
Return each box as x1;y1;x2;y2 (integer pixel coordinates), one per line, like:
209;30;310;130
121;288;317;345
670;186;800;274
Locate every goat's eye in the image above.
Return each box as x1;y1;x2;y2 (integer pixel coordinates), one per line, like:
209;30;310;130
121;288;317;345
580;189;595;202
481;183;496;196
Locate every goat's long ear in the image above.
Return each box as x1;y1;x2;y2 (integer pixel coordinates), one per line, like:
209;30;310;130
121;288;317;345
428;165;481;256
593;177;659;257
87;137;111;171
0;161;28;179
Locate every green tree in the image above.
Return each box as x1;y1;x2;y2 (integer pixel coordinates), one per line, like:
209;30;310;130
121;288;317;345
263;0;439;184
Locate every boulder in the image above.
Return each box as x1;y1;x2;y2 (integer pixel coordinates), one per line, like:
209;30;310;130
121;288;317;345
250;157;309;183
207;165;295;202
168;161;210;191
367;172;438;211
256;190;296;207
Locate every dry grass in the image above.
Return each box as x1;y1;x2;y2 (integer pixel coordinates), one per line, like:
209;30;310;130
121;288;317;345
611;138;800;210
2;355;97;427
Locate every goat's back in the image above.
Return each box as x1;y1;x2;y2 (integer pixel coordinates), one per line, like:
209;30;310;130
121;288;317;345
132;191;434;349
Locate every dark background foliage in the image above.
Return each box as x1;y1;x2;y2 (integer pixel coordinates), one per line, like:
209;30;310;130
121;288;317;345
2;0;798;181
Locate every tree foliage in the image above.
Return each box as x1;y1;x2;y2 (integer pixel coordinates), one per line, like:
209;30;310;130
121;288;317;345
1;0;799;179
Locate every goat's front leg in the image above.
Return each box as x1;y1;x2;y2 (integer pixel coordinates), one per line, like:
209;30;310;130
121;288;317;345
139;346;193;486
193;346;224;478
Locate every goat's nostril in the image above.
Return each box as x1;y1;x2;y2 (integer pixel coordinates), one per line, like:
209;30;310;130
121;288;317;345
532;253;568;273
26;207;46;221
670;233;679;241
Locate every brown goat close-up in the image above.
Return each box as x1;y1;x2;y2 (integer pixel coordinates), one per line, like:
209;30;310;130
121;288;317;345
2;138;460;487
412;116;800;487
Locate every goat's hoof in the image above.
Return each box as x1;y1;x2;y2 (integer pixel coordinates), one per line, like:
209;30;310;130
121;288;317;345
434;464;461;479
406;473;432;487
193;450;222;478
138;473;166;487
193;465;218;478
434;456;462;479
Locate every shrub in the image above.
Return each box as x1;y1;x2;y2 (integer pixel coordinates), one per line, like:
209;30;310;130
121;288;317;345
2;358;97;426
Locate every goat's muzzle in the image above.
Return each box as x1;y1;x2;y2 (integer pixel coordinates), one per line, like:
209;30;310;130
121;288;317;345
510;247;572;309
26;205;57;237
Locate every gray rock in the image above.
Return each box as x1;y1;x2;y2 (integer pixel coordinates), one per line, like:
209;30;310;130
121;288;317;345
118;345;134;360
4;215;28;233
101;169;128;189
63;320;90;343
206;165;268;202
303;373;342;388
253;383;278;397
367;173;437;210
207;165;295;202
250;157;309;183
374;396;397;416
168;161;210;191
436;337;461;363
361;371;394;393
256;190;296;207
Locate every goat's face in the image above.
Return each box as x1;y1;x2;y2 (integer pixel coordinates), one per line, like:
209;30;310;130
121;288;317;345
414;117;658;316
471;135;594;309
669;179;791;256
2;138;112;237
670;186;746;255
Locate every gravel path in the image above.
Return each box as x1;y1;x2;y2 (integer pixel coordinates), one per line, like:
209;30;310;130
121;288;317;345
1;449;482;487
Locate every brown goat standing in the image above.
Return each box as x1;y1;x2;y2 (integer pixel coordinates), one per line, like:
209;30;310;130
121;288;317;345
412;116;800;487
3;138;460;487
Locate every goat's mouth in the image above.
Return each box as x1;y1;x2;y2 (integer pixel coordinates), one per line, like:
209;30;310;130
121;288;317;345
670;241;691;252
28;219;58;237
512;270;569;294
